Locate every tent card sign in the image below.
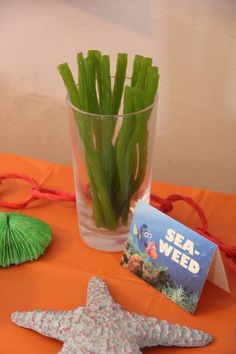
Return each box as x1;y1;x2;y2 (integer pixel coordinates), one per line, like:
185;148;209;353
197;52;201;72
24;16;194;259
121;201;229;314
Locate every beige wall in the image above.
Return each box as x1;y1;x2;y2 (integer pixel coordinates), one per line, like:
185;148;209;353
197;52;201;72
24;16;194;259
1;0;236;193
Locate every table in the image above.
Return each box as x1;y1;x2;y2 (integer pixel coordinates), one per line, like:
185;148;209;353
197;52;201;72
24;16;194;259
0;153;235;353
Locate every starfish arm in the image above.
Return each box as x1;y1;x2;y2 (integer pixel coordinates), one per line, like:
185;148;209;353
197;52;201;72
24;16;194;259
86;277;117;309
60;334;142;354
59;343;141;354
11;309;80;342
135;316;213;348
59;342;89;354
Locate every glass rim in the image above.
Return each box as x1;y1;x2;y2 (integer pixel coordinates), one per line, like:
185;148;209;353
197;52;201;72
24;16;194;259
66;94;158;118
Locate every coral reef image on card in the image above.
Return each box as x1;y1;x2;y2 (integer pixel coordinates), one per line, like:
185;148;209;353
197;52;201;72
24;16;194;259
121;201;216;314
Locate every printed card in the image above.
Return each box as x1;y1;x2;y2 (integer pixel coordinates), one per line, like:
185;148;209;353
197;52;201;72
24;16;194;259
121;200;229;313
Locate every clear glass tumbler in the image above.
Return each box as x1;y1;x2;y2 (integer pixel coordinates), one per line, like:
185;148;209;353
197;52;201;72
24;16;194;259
68;90;158;252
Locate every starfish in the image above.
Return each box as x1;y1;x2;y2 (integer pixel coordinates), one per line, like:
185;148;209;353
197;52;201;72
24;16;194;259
11;277;212;353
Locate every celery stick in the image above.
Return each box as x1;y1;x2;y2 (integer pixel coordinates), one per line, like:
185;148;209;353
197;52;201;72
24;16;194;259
131;55;144;87
116;85;135;152
112;53;128;115
74;54;117;228
85;154;105;228
86;146;117;230
75;54;93;152
86;51;103;153
85;57;102;154
121;63;159;222
115;84;135;208
100;55;112;114
132;66;159;195
136;57;152;89
88;50;102;106
100;55;114;193
57;63;81;109
81;54;117;228
144;66;160;106
58;60;107;228
131;127;148;197
84;57;100;114
120;87;144;224
116;86;135;221
57;63;86;144
83;136;117;229
77;53;88;111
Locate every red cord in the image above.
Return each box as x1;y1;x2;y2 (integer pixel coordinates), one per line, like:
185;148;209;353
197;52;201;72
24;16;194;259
0;173;75;209
0;172;235;272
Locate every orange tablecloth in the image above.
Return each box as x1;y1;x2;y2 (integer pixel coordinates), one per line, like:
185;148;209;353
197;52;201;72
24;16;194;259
0;153;235;353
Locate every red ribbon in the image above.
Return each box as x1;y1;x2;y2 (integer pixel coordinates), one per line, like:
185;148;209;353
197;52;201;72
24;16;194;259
0;172;235;272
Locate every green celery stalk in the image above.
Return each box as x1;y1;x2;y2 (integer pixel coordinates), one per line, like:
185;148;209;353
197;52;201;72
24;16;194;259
116;85;135;152
74;53;117;229
129;55;145;185
84;57;100;114
131;55;144;86
88;50;102;106
58;63;104;227
132;65;159;195
112;53;128;115
58;62;86;145
58;60;109;228
84;56;102;154
100;55;114;194
144;66;159;106
75;54;93;150
80;54;117;229
57;63;81;109
86;144;117;229
85;154;105;228
87;50;103;154
77;53;88;111
116;86;135;221
120;87;144;224
136;57;152;89
100;55;112;114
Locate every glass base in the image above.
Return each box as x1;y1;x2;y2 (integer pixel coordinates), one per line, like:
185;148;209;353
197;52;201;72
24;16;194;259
77;187;151;252
79;223;129;252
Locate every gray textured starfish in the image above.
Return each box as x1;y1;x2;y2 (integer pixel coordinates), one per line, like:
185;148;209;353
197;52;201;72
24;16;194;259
12;276;212;353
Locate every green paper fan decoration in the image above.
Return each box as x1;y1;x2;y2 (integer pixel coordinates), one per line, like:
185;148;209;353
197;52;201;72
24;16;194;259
0;213;52;268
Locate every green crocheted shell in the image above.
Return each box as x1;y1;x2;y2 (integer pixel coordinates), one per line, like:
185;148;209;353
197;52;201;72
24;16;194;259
0;213;52;267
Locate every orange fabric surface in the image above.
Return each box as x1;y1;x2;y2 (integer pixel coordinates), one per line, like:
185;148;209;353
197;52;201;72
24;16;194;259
0;153;235;354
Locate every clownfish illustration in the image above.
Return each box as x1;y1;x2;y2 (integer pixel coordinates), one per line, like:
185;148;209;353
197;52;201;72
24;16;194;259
145;241;158;260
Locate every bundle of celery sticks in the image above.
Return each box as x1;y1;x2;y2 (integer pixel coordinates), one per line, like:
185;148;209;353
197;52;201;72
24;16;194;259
58;51;159;230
